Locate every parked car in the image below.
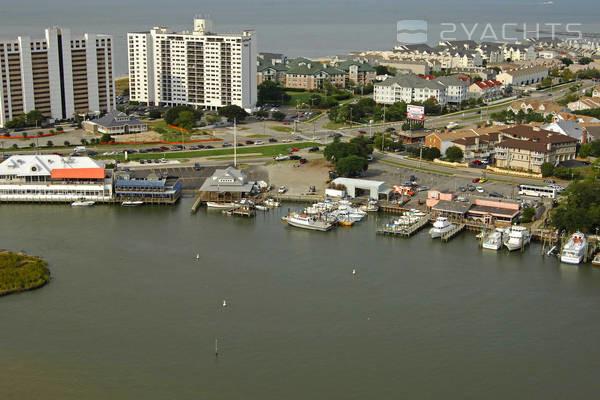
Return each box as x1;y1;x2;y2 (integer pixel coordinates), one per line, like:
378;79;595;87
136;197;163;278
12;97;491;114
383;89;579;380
478;177;488;183
299;158;307;164
409;175;417;182
222;142;232;147
467;184;476;191
268;138;277;143
194;163;202;171
205;145;214;149
255;140;264;145
308;146;319;152
472;178;480;183
476;186;484;193
358;130;366;134
278;185;287;193
159;146;169;151
385;127;396;132
544;179;556;184
290;148;299;152
489;192;503;198
289;155;301;160
245;140;254;145
459;186;466;192
471;160;482;166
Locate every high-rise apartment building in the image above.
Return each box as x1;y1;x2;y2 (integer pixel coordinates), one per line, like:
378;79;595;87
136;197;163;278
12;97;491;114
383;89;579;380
128;17;257;111
0;27;115;127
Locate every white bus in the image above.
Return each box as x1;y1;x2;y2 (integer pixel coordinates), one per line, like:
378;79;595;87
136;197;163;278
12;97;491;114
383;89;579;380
518;184;557;199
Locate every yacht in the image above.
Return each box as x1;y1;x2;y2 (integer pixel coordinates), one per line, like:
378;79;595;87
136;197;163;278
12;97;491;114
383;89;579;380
282;213;335;231
504;226;531;251
560;232;587;264
206;201;237;209
429;217;455;239
71;200;95;207
482;228;506;250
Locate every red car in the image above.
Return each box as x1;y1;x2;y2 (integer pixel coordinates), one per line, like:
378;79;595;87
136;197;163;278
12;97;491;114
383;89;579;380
283;122;291;125
290;148;299;152
471;160;482;165
472;178;480;183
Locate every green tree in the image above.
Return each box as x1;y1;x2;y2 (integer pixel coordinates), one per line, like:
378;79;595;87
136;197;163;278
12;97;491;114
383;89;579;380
541;162;555;177
148;110;162;119
561;57;574;66
335;155;368;177
552;181;600;232
46;140;53;147
63;140;70;146
579;57;593;65
173;110;196;130
257;81;290;105
255;109;269;118
100;134;113;143
445;145;464;162
26;110;44;127
272;111;286;121
218;105;249;122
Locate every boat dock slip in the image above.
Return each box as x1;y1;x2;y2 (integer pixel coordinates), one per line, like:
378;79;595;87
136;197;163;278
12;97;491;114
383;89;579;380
441;223;466;242
191;197;203;213
275;193;324;203
378;199;411;214
376;215;430;237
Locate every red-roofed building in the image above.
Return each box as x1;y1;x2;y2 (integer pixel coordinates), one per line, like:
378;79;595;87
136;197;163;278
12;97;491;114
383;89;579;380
469;79;504;101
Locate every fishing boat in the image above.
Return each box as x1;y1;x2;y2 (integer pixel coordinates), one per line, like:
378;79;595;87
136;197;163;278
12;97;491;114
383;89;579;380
359;200;379;212
255;204;269;211
206;201;237;210
121;201;144;206
264;198;281;208
482;228;506;250
560;232;587;264
338;216;355;227
282;213;335;231
71;200;95;207
429;217;455;239
592;252;600;267
504;226;531;251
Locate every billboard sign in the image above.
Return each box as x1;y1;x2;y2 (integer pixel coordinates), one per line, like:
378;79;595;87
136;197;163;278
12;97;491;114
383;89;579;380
407;105;425;121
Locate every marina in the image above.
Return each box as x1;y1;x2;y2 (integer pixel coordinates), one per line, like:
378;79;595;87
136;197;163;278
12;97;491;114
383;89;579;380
3;198;600;399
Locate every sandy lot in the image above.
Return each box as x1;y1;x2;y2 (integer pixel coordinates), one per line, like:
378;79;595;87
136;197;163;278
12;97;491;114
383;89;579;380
265;159;330;195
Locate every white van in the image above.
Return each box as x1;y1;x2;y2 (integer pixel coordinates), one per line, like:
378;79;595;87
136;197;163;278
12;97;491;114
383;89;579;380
74;146;86;153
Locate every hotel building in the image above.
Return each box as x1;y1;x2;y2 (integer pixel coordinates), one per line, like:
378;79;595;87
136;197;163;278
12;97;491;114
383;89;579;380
128;17;257;111
0;27;115;127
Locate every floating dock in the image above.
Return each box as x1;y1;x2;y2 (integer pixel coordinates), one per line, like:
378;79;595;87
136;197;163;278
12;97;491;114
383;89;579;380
441;223;466;242
376;215;430;238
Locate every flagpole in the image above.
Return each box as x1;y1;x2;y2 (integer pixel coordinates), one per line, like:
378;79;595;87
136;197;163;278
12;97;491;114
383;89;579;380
234;117;237;168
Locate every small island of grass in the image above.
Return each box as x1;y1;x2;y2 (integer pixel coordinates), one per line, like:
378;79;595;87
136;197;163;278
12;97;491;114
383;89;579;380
0;250;51;296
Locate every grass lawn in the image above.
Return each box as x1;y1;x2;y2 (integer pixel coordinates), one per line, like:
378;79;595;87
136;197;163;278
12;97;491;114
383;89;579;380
285;91;314;107
246;134;270;138
270;126;294;133
115;77;129;96
322;121;349;130
95;142;319;162
148;120;201;142
378;159;454;176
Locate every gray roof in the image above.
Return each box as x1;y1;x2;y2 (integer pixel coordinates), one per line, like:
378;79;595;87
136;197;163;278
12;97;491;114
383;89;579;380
432;200;471;214
375;74;446;90
93;110;145;128
198;167;254;192
541;120;585;140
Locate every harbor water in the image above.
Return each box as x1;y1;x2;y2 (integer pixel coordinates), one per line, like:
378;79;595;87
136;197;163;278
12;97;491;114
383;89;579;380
2;198;600;399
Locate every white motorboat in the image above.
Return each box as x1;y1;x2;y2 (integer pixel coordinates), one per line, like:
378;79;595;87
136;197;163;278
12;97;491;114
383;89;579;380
255;205;269;211
71;200;95;207
282;213;335;231
504;226;531;251
482;228;505;250
561;232;587;264
359;200;379;212
121;201;144;206
429;217;455;239
206;201;237;209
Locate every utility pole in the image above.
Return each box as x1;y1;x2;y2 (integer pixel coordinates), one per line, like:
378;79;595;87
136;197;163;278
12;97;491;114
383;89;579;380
369;120;373;138
419;146;423;168
234;117;237;167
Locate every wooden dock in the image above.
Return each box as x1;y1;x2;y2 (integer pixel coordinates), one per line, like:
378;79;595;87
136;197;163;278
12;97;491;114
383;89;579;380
275;193;324;203
376;215;430;238
191;197;203;213
441;223;466;242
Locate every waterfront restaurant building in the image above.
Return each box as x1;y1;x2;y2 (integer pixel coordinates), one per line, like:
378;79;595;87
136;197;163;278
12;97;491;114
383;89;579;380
0;155;112;202
114;172;182;203
197;166;256;201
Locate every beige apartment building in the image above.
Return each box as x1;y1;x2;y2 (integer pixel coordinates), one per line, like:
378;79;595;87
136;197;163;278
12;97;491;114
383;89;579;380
0;27;115;127
494;126;577;173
